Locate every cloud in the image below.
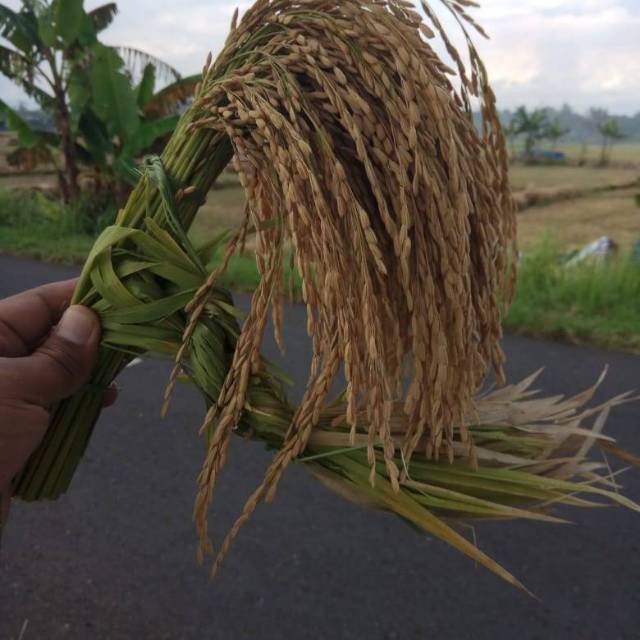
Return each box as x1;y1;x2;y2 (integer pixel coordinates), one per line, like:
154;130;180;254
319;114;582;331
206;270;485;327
0;0;638;115
465;0;640;113
94;0;247;73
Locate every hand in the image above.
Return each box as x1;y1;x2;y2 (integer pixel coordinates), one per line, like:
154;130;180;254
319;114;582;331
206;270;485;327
0;279;113;523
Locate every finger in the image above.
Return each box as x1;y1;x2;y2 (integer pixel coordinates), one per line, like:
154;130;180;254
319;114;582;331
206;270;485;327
0;279;78;357
1;305;101;407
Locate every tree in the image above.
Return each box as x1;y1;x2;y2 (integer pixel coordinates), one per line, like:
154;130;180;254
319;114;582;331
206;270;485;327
503;119;519;162
0;1;197;201
544;119;570;150
0;1;116;200
510;106;549;159
74;44;198;196
578;140;589;167
598;118;625;166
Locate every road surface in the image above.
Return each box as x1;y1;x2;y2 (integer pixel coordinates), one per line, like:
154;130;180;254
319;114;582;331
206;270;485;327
1;255;639;640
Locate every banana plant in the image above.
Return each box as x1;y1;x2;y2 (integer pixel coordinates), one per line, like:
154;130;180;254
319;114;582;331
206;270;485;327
544;119;570;151
78;43;199;193
0;0;198;201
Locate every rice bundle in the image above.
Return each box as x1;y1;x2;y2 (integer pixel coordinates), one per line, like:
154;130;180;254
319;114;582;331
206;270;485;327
13;0;638;591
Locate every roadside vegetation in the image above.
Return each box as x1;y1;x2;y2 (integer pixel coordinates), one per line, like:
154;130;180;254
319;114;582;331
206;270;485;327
0;1;638;353
0;0;197;202
506;242;640;352
0;187;101;261
2;181;639;353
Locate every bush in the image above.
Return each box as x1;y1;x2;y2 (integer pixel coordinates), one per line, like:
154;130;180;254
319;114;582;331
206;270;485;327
505;240;640;350
0;188;116;235
0;188;44;227
0;187;118;262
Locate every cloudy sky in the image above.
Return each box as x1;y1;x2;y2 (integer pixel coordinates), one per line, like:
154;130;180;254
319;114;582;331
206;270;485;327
2;0;639;114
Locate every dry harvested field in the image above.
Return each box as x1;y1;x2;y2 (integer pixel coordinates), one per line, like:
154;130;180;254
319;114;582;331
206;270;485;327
517;188;640;252
1;128;639;255
510;142;640;167
191;165;640;252
0;133;57;188
509;165;638;191
553;142;640;166
190;173;246;242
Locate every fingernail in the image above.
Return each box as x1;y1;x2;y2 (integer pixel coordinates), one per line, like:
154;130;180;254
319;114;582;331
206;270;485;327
56;305;96;346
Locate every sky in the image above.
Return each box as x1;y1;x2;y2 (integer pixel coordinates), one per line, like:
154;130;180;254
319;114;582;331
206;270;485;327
2;0;639;115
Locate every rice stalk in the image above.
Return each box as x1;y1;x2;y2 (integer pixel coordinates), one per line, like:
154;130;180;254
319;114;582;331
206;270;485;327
12;0;638;591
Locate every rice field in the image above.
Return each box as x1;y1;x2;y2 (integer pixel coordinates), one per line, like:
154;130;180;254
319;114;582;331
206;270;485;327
189;164;640;254
1;164;637;257
517;188;640;252
1;129;638;257
508;141;640;166
509;164;638;191
553;142;640;165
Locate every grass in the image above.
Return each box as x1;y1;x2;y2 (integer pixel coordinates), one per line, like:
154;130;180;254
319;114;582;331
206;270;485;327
206;246;302;293
0;187;114;262
0;171;247;264
0;225;94;262
0;184;275;291
505;242;640;352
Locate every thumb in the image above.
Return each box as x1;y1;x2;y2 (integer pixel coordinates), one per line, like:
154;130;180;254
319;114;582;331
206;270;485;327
5;305;101;408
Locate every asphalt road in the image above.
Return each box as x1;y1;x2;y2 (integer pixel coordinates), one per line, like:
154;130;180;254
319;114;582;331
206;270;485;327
1;254;639;640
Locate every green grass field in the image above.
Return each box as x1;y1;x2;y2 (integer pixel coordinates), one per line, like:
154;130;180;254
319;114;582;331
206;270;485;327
505;243;640;353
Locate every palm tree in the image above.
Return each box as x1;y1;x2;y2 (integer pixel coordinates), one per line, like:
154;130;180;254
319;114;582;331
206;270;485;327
598;118;625;166
510;106;549;160
503;119;519;162
545;119;570;151
0;1;198;201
